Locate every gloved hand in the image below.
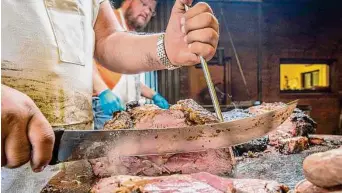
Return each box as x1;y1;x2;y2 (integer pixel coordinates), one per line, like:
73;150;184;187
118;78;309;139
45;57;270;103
152;93;170;109
98;89;125;115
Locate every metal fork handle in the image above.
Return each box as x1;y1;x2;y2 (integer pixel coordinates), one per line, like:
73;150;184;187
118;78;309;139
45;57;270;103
184;5;224;122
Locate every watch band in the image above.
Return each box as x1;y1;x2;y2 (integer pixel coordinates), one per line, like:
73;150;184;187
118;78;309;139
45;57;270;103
157;34;180;70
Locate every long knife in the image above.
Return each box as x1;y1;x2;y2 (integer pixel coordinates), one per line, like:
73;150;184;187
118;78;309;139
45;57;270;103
49;100;297;165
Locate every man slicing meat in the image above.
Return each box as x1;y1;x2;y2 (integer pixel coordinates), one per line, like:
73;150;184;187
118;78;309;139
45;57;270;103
1;0;219;192
93;0;170;130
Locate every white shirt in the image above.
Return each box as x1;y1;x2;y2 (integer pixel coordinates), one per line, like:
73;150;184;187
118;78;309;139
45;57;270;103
112;9;145;104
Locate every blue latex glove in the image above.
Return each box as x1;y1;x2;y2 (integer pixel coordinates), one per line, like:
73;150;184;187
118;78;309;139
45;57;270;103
152;93;170;109
98;89;125;115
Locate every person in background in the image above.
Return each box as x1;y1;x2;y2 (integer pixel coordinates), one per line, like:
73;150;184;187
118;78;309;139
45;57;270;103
93;0;169;130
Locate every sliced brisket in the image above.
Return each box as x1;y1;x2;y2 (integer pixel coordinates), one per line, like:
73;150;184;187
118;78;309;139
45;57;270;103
91;172;235;193
91;172;290;193
90;148;235;177
99;99;235;176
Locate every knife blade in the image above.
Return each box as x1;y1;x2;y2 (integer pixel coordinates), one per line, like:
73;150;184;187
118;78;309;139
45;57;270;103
49;100;297;165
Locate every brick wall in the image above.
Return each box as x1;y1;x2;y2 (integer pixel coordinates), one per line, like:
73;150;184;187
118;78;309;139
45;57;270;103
260;1;342;134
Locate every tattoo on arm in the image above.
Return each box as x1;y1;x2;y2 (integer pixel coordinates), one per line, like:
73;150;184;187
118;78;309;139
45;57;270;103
145;53;162;68
124;31;165;69
126;31;165;69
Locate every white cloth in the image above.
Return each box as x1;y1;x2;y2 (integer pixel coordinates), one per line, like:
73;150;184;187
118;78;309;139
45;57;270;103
2;0;103;128
1;164;60;193
112;74;140;104
113;9;143;104
1;0;104;192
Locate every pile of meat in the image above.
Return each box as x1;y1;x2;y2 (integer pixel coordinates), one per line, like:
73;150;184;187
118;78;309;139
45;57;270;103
104;99;219;130
45;100;320;193
43;100;342;193
91;99;235;177
230;102;342;192
96;100;318;176
91;172;289;193
230;102;317;156
87;100;300;193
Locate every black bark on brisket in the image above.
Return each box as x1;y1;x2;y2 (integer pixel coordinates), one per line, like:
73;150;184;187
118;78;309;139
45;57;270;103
233;137;269;156
290;108;317;136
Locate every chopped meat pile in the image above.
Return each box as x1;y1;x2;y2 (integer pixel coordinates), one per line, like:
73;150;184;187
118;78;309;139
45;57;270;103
248;103;316;141
233;136;269;156
268;108;316;154
104;104;188;129
91;172;289;193
237;102;316;155
104;111;133;130
229;102;316;155
95;99;235;177
268;108;316;144
170;99;219;125
104;99;218;130
278;136;309;154
290;108;316;136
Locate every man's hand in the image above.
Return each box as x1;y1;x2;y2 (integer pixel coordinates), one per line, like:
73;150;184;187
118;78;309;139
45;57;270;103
165;0;219;66
1;85;55;172
94;0;218;73
152;93;170;109
98;89;125;115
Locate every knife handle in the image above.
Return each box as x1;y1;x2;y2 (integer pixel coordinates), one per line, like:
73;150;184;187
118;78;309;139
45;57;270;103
49;129;65;165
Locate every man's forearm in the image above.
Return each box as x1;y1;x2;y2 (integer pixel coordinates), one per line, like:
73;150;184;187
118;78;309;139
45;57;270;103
140;83;156;99
93;63;109;95
94;0;220;74
96;32;165;74
94;1;165;74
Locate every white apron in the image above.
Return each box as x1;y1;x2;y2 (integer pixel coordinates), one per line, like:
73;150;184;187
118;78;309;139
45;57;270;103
2;0;103;130
1;0;104;192
111;9;144;104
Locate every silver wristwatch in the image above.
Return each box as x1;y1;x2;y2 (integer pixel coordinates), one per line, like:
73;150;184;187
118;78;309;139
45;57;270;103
157;34;180;70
